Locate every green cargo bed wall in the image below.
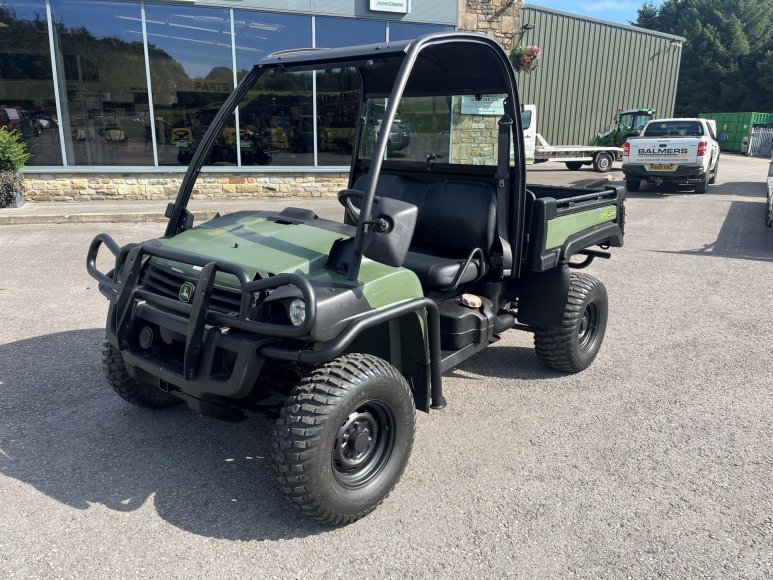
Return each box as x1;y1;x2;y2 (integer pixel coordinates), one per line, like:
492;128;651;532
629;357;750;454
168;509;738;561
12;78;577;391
517;5;684;146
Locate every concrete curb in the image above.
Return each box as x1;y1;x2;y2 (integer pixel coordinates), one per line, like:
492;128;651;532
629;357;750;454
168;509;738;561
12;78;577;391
0;210;221;226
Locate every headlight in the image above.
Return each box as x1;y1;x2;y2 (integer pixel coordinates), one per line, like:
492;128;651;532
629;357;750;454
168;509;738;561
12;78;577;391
288;298;306;327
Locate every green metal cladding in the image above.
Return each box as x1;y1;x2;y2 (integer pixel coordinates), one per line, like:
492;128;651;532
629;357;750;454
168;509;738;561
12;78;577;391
517;5;684;147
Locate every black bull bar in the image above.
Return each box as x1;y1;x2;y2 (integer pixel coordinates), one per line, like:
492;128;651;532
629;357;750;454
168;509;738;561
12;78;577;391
86;233;446;410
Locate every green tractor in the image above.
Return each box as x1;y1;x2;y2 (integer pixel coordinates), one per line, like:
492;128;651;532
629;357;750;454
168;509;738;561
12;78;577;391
594;108;655;148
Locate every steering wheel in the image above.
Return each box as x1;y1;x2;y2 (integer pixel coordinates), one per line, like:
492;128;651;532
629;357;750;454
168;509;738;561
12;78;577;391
338;188;381;222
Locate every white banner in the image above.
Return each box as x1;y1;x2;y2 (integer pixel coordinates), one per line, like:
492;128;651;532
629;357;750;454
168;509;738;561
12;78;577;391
370;0;409;14
460;95;505;116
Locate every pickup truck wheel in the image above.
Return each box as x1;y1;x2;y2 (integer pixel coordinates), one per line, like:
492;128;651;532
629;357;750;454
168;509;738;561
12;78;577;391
533;273;608;373
102;341;180;408
625;179;641;192
593;152;614;173
695;173;709;194
271;353;415;526
565;162;582;171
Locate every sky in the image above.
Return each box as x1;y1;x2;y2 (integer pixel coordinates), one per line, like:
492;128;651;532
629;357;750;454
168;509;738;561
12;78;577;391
530;1;649;26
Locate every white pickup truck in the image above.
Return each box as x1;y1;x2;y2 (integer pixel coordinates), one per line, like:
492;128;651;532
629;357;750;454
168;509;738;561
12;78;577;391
622;118;720;193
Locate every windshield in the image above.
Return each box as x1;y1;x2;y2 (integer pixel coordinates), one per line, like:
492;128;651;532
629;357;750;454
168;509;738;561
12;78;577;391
619;113;651;131
644;120;704;137
359;94;508;166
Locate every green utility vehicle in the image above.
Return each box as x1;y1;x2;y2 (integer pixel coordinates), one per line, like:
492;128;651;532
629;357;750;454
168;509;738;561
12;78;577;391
87;32;625;526
595;108;656;148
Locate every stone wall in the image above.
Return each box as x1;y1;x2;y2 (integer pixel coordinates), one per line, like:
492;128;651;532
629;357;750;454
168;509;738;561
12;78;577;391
21;172;348;203
458;0;523;52
450;102;499;165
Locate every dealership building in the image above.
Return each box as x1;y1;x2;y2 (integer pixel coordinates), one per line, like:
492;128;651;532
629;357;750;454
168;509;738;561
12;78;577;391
0;0;682;201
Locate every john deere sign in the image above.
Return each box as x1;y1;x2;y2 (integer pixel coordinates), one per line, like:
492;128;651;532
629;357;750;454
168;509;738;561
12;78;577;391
370;0;409;14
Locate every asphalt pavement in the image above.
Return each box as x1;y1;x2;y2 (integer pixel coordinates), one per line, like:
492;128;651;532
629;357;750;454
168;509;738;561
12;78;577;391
0;155;771;578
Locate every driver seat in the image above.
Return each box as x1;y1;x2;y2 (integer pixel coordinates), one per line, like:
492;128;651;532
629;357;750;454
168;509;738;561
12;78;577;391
353;174;496;290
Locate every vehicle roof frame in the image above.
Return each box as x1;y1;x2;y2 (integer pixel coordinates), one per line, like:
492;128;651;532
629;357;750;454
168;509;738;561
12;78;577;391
165;31;526;280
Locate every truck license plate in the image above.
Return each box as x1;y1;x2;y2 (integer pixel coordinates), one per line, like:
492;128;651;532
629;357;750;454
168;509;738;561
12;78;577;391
648;164;676;171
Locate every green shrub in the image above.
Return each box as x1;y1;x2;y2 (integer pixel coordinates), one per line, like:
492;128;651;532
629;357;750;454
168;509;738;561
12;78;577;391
0;127;29;207
0;127;30;173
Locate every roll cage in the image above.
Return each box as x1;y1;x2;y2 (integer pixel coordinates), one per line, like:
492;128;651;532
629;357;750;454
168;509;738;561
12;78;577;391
164;31;527;281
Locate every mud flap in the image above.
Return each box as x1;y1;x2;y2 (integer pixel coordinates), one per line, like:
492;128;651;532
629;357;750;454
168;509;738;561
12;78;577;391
517;265;570;329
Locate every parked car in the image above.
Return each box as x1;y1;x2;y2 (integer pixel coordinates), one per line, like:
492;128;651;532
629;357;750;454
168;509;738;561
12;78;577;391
623;118;720;193
375;117;411;154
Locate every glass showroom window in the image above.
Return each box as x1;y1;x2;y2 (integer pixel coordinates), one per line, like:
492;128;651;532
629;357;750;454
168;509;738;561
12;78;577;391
0;1;62;165
234;10;312;167
51;0;153;166
145;3;235;166
315;17;385;166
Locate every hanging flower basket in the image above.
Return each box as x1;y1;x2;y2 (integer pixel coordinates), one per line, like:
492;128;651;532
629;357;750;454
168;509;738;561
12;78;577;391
510;45;542;75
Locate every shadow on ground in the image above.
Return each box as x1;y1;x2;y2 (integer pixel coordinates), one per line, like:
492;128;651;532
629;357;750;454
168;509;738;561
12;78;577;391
624;180;766;199
0;329;327;541
449;344;566;381
652;200;773;262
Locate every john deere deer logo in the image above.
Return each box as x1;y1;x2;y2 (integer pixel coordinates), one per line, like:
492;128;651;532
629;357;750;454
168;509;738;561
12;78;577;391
179;282;195;303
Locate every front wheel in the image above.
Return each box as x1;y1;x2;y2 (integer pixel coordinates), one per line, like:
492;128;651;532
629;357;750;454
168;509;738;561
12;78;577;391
593;151;614;173
534;273;608;373
102;341;181;407
271;354;416;525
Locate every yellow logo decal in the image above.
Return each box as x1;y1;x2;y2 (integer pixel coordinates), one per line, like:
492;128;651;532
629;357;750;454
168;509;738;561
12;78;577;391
600;210;616;218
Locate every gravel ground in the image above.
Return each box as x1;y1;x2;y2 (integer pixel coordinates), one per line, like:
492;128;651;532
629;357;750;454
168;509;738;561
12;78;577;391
0;155;771;578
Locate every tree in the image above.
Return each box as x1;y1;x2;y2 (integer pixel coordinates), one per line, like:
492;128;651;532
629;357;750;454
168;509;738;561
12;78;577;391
635;0;773;115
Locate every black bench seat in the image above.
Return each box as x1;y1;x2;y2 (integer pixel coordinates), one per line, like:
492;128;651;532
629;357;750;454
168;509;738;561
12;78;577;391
353;174;496;290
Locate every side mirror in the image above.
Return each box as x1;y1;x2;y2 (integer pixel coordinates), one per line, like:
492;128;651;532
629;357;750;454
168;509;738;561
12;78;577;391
363;196;417;267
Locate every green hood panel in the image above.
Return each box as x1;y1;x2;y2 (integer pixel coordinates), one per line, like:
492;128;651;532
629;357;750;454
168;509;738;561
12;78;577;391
156;212;344;281
152;211;424;308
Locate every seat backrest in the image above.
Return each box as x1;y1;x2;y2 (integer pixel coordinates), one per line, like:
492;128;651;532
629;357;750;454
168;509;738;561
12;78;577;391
354;173;496;258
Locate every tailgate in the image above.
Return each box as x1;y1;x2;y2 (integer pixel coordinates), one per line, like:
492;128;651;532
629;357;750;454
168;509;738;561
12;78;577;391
628;138;699;167
526;185;624;271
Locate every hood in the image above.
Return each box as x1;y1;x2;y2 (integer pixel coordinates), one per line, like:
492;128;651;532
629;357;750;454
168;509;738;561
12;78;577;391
152;212;350;286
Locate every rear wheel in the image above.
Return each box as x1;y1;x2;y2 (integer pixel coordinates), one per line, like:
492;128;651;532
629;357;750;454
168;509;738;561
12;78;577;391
708;160;719;184
534;273;608;373
102;341;180;407
565;161;582;171
695;173;709;194
593;151;614;173
271;354;415;525
625;179;641;192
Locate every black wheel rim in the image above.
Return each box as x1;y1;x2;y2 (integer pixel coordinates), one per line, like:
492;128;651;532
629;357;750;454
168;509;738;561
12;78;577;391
331;401;396;489
578;302;600;351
